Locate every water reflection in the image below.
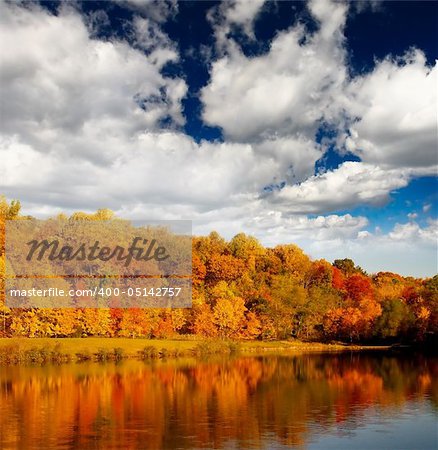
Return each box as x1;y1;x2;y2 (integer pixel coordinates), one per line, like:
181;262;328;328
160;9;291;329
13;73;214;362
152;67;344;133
0;353;437;449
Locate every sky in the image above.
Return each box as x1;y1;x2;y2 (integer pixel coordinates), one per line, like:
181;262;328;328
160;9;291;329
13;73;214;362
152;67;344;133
0;0;437;277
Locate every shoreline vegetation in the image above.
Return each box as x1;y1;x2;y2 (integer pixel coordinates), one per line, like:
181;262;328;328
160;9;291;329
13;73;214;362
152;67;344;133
0;337;394;365
1;200;437;358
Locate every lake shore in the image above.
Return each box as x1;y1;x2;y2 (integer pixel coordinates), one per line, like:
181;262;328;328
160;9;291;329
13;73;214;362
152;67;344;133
0;337;392;365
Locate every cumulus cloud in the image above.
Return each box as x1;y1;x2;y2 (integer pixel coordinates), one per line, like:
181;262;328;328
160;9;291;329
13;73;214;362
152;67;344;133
132;16;175;55
244;212;369;243
1;1;436;277
202;0;348;142
208;0;266;48
2;131;273;211
388;219;438;243
201;0;436;221
118;0;178;23
0;0;320;217
343;50;437;172
0;1;187;150
223;0;265;29
309;219;438;277
265;162;413;214
254;136;323;184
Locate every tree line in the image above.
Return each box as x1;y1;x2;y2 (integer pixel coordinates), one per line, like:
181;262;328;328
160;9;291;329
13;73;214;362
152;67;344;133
1;197;437;343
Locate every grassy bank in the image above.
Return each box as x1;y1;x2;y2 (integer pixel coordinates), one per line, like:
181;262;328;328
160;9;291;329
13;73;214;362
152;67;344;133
0;337;390;365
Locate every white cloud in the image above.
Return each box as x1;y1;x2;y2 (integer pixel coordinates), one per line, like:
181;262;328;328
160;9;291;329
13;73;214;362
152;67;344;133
253;136;323;184
1;131;276;211
119;0;178;23
244;212;369;244
303;219;438;277
1;1;436;278
0;1;187;150
265;161;413;214
132;16;175;56
208;0;266;48
388;219;437;242
350;1;383;15
202;0;348;142
343;50;437;171
308;0;348;41
221;0;265;36
0;0;320;221
201;0;436;222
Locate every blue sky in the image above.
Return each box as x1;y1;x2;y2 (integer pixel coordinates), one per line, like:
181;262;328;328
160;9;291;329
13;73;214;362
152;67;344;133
0;0;437;276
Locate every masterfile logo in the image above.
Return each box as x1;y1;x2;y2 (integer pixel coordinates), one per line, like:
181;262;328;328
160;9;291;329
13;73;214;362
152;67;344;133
5;219;192;308
26;236;171;266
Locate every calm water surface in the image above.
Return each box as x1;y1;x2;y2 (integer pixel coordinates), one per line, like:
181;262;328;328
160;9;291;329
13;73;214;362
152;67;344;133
0;353;437;450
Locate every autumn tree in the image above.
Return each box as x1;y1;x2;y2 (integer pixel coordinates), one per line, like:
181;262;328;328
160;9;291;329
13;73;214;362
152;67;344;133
192;304;218;337
333;258;366;277
374;299;413;341
213;296;246;338
266;274;307;339
272;244;311;284
1;198;434;344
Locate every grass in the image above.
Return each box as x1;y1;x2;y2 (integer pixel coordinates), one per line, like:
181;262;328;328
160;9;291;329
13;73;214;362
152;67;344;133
0;337;390;365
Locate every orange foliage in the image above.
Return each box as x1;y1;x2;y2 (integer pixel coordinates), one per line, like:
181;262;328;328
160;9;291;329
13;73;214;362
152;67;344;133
332;267;345;290
1;199;436;343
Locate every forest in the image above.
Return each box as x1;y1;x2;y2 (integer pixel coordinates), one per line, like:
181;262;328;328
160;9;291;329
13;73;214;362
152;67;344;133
1;197;437;344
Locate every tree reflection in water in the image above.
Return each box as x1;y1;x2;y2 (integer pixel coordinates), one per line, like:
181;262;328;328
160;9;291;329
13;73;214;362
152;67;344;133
0;353;437;449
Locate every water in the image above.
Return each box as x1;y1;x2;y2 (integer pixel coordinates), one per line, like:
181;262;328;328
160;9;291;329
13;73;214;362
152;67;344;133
0;352;437;449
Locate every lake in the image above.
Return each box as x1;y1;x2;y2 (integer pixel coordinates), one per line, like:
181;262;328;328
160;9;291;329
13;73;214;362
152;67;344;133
0;352;437;449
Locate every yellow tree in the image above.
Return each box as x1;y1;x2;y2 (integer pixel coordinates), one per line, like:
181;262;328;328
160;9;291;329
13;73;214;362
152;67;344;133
0;197;22;336
213;296;246;338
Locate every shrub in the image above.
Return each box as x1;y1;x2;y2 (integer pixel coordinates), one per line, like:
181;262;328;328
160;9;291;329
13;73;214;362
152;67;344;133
113;347;124;361
96;348;110;361
140;346;160;359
